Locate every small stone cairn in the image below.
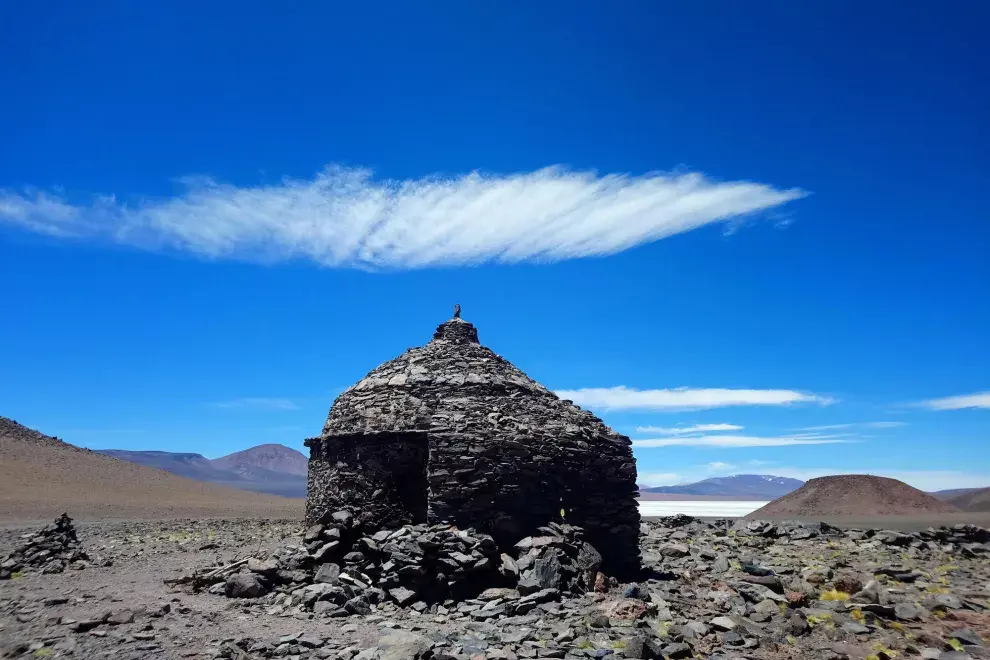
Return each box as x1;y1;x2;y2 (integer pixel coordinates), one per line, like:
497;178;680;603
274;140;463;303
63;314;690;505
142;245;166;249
171;511;606;617
0;513;89;579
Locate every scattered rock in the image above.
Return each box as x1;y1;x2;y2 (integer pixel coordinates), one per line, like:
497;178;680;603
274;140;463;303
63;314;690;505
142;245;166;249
659;543;690;558
663;642;692;659
950;629;985;648
853;580;888;605
314;562;341;583
894;602;926;621
376;631;433;660
710;616;738;631
225;572;268;598
106;609;134;625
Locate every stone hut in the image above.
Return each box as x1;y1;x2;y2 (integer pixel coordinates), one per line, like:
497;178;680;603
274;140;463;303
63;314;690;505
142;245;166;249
304;311;641;574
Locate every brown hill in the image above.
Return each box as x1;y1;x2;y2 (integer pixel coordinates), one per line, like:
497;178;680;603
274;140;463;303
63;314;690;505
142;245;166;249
948;486;990;512
747;474;960;518
0;416;304;522
211;443;308;477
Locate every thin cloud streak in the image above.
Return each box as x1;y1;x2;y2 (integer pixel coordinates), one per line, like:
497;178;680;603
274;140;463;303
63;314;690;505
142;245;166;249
208;397;300;411
917;391;990;411
0;165;806;269
632;434;854;448
635;423;744;435
799;421;906;431
54;428;146;435
637;472;685;487
558;386;834;411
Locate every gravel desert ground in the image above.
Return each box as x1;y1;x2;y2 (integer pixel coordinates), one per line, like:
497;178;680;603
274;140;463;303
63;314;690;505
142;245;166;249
4;420;989;660
3;512;989;660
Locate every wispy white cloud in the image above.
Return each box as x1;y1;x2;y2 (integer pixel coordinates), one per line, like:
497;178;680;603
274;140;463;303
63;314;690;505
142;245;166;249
208;397;300;411
787;431;856;440
635;423;744;435
558;386;834;411
0;165;806;269
55;428;145;435
637;472;685;487
632;434;853;448
916;391;990;411
798;421;906;431
706;461;736;472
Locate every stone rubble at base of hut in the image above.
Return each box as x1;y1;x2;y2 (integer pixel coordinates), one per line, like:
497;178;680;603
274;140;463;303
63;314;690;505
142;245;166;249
198;516;990;660
0;513;90;579
172;513;607;617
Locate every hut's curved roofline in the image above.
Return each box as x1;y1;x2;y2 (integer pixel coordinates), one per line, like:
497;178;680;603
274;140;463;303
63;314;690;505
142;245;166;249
310;314;630;447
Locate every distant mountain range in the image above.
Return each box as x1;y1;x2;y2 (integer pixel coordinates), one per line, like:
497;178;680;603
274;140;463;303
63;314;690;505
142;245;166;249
96;443;307;498
931;487;982;501
639;474;804;499
944;487;990;512
0;416;301;520
637;476;990;506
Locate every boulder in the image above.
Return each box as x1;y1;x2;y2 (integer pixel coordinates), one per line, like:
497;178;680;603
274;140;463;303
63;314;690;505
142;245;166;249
225;573;268;598
314;562;341;583
530;552;564;590
376;631;433;660
246;558;279;575
659;543;690;558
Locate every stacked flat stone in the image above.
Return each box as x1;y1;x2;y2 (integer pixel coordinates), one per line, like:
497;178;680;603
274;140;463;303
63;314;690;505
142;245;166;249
220;513;508;612
208;515;607;619
0;513;88;579
305;313;641;576
514;522;603;595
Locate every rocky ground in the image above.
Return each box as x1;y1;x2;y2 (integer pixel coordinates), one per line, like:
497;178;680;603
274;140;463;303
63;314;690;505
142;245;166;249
1;515;988;660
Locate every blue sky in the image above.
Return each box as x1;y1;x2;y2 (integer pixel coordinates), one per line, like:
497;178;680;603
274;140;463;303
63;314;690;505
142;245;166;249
1;2;988;491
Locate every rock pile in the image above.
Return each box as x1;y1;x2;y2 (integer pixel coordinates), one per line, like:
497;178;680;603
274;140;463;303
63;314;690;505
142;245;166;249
173;513;606;617
0;513;88;579
514;522;604;595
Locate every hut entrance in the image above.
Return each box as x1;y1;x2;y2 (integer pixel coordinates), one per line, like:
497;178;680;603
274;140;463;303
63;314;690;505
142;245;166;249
361;432;429;524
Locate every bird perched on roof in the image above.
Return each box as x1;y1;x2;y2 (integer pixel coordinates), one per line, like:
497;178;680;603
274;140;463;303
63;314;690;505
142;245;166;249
453;303;461;319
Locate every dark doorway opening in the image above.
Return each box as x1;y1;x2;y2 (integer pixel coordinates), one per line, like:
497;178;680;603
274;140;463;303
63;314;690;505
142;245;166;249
360;432;429;525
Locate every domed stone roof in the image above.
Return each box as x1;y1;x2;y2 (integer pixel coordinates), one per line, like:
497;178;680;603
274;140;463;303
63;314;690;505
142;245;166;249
322;317;632;451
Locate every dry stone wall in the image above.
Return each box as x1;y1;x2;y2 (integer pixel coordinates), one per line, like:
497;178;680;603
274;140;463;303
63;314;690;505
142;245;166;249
305;317;641;576
305;433;428;529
